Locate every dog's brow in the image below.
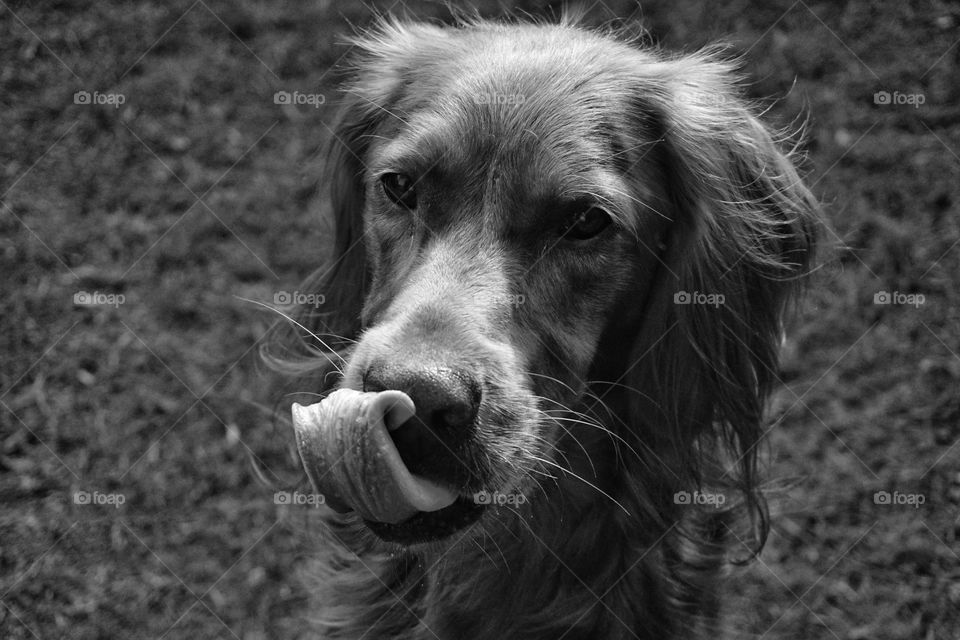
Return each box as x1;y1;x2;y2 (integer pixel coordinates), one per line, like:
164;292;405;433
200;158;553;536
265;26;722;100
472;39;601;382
370;126;463;176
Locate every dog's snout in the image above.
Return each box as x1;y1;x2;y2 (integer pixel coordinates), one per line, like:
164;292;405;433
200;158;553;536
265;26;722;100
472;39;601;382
363;363;480;431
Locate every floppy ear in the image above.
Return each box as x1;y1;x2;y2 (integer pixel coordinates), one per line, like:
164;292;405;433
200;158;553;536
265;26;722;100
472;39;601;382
620;53;819;535
261;20;451;380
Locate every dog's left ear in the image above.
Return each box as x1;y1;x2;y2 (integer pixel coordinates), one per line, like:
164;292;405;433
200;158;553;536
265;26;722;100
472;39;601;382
621;52;819;507
261;21;453;377
320;19;455;294
312;20;459;328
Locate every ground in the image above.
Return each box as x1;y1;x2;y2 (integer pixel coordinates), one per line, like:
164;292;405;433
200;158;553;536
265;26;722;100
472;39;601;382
1;1;958;638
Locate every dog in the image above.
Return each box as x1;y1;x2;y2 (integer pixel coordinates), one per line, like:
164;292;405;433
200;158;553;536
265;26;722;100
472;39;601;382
264;16;818;640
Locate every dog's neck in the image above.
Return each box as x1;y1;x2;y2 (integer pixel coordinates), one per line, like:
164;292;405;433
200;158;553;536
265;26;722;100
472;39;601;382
314;422;721;640
413;451;720;640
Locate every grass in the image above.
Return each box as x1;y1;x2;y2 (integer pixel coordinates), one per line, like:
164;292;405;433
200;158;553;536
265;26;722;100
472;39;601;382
1;1;958;638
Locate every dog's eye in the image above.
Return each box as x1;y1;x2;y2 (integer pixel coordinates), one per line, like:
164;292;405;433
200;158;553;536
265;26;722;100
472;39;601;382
380;173;417;210
561;207;613;240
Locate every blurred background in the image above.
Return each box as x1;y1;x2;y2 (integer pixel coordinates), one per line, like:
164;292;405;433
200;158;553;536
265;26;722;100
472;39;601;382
1;1;958;638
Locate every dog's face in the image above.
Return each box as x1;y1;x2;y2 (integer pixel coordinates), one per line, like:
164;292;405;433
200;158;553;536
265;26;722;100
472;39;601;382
336;25;673;544
318;21;817;546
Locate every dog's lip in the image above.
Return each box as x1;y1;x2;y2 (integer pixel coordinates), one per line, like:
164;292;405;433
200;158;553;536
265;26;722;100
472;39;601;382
364;495;486;544
291;389;459;523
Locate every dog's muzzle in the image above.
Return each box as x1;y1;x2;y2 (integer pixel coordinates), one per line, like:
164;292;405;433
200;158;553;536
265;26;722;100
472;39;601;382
292;389;459;523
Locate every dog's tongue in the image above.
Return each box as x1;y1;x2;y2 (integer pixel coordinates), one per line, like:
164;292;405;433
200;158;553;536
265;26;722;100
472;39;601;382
291;389;458;524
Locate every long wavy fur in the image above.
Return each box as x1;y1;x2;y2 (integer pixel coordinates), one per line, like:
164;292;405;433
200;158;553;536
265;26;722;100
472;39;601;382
261;16;819;640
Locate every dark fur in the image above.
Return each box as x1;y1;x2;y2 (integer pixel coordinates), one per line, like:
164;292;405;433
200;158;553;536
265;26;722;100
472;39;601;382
264;16;818;640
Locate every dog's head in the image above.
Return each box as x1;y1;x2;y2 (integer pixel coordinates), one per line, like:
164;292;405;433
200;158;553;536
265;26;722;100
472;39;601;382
275;19;817;547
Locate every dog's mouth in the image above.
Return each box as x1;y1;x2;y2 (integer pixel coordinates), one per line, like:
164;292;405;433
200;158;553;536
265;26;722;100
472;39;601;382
291;389;485;544
363;496;485;544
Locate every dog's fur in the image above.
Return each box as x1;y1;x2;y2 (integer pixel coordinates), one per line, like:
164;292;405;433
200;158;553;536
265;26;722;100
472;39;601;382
264;16;818;640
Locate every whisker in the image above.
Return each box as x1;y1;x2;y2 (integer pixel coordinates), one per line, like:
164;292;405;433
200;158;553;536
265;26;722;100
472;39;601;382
529;406;598;479
236;296;347;374
471;536;501;570
526;371;580;395
538;409;645;467
477;522;511;571
528;455;631;516
533;393;646;468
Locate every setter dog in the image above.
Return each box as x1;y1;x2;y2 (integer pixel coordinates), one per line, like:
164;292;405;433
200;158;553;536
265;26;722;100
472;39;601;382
264;16;818;640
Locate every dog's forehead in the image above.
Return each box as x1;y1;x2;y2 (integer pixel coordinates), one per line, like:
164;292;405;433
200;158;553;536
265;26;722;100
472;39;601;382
371;32;644;218
420;35;630;153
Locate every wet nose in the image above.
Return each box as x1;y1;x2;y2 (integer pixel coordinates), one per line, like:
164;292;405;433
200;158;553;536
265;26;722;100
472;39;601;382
362;362;480;432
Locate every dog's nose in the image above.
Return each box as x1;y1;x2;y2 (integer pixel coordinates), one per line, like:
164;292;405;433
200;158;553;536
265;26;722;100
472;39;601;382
362;363;480;431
